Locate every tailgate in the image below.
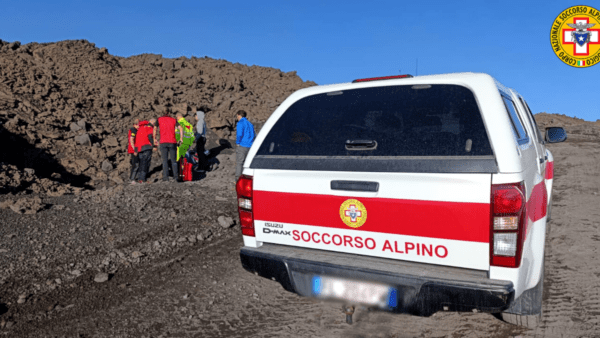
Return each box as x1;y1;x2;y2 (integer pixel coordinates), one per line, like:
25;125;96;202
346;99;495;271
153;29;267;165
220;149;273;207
253;170;491;270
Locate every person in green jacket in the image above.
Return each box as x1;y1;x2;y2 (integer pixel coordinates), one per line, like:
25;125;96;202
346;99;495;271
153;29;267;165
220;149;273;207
175;114;195;161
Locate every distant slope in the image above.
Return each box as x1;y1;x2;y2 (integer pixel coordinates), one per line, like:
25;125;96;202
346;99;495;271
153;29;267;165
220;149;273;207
535;112;600;143
0;39;315;190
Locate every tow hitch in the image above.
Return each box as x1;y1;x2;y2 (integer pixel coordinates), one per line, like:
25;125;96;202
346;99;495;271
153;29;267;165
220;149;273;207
343;305;355;325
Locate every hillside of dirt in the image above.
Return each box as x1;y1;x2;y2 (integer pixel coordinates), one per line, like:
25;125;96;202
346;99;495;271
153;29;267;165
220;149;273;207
0;39;315;194
535;112;600;143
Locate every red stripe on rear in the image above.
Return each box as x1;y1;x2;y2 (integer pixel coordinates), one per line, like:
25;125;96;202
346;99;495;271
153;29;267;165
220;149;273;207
254;191;490;243
545;161;554;179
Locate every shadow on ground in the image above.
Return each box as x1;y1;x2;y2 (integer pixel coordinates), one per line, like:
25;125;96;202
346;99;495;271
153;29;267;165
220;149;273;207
208;139;233;158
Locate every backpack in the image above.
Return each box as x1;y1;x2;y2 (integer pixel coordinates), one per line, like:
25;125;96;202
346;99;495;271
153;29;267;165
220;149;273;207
181;158;194;181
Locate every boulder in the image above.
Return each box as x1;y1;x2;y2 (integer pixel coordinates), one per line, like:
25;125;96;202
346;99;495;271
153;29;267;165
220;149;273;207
69;122;81;132
217;215;235;229
103;136;119;147
101;160;113;172
75;159;89;171
75;133;91;146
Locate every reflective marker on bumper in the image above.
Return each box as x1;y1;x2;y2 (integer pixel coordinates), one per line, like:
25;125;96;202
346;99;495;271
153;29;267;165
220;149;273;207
388;288;398;308
312;276;322;295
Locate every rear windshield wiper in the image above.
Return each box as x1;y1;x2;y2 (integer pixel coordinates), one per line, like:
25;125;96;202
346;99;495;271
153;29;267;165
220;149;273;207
345;139;378;150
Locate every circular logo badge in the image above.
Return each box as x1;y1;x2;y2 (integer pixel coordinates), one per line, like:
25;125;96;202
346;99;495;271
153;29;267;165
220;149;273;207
339;199;367;228
550;5;600;68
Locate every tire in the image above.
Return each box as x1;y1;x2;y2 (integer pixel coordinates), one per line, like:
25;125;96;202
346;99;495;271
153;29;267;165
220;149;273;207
501;259;545;329
501;311;541;329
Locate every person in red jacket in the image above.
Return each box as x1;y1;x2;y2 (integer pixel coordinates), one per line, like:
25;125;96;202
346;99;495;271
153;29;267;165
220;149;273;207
154;109;183;182
128;119;140;184
135;120;155;183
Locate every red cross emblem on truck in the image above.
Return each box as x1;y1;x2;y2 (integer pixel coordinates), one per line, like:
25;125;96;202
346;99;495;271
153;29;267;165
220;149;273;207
344;205;362;222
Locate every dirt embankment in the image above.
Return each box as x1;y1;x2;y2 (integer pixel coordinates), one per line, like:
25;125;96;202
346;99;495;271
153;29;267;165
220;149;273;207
0;39;315;194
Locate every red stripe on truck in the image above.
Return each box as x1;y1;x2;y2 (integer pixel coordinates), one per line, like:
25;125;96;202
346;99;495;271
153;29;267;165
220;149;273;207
545;161;554;179
527;181;547;224
253;191;490;243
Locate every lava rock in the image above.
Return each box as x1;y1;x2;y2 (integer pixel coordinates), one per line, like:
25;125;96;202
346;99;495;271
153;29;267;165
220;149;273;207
8;196;45;214
218;215;234;229
101;160;113;172
69;122;82;132
94;272;109;283
75;133;91;146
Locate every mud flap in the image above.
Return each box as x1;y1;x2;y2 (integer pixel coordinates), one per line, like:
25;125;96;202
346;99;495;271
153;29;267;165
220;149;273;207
504;260;544;316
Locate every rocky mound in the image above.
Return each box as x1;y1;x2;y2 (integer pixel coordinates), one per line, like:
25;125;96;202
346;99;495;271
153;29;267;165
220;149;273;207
0;39;316;193
0;163;80;196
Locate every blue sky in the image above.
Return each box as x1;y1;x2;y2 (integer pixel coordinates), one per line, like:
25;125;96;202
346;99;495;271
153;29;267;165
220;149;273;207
1;0;598;121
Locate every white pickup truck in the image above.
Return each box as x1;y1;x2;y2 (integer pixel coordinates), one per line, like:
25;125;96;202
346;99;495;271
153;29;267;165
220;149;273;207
235;73;567;327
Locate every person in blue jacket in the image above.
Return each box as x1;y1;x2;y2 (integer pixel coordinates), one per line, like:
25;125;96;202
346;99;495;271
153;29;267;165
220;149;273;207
235;110;256;181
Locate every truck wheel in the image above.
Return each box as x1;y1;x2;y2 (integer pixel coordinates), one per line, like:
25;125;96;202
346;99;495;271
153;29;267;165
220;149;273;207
501;259;545;329
501;311;541;329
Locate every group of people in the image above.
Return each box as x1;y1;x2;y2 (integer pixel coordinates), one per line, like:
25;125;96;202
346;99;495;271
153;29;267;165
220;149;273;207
127;108;255;184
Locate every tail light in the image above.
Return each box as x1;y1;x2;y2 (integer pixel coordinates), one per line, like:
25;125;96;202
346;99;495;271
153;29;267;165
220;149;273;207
236;175;255;237
490;182;526;268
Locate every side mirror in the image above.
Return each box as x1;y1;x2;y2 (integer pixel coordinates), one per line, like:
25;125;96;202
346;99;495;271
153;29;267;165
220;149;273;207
545;127;567;143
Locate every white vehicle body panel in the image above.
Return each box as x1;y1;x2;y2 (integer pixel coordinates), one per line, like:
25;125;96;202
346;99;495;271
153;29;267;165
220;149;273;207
251;170;492;271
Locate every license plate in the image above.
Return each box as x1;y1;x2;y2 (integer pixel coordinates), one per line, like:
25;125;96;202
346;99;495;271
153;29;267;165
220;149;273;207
312;276;397;308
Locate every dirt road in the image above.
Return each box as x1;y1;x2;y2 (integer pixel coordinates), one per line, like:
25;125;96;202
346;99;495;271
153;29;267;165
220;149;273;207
1;136;599;337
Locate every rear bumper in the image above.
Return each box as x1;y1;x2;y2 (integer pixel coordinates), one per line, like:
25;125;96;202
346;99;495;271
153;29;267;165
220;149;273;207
240;244;514;316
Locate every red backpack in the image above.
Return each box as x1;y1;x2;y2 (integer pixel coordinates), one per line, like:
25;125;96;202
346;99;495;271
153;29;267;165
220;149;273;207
181;158;194;181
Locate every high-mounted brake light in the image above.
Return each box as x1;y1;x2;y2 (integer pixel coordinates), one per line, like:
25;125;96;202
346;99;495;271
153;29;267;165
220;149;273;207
490;182;526;268
236;175;255;237
352;75;413;83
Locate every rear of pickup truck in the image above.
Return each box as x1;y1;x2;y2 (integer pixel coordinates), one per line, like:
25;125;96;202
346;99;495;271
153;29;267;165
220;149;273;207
237;74;537;317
